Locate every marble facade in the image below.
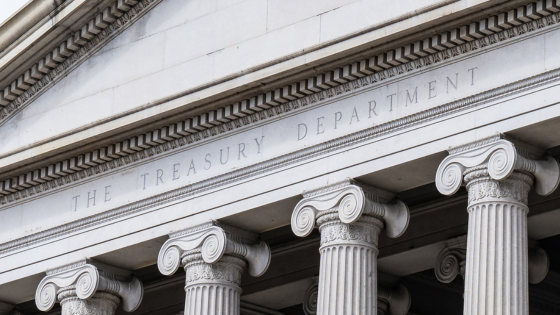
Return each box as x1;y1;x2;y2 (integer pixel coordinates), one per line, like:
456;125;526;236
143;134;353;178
2;0;560;314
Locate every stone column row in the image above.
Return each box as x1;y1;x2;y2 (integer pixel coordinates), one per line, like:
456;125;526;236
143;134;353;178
30;134;560;315
33;221;273;315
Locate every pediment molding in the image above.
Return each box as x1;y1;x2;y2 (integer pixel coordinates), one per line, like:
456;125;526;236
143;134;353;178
3;4;560;202
0;0;164;124
2;4;560;254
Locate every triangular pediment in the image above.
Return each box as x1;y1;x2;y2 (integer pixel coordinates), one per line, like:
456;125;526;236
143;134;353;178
0;0;269;158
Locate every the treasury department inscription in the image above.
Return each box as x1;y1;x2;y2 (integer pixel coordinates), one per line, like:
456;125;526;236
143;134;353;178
66;67;478;214
1;61;485;241
9;27;550;242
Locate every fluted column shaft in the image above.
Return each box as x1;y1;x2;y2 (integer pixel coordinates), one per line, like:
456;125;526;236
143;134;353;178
182;253;246;315
316;210;383;315
463;170;532;315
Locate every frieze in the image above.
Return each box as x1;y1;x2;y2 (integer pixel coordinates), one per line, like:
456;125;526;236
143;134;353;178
3;3;560;203
1;63;560;255
4;9;560;254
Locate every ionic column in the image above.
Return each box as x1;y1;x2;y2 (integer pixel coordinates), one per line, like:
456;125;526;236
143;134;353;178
435;135;560;315
35;259;144;315
302;277;410;315
157;221;271;315
291;179;410;315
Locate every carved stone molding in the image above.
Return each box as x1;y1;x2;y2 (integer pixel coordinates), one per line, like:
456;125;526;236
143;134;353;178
158;221;271;278
158;221;271;315
5;1;560;205
35;258;143;313
291;178;409;239
436;135;560;197
292;179;410;315
0;0;163;121
434;235;467;283
302;278;410;315
435;235;550;285
7;17;560;258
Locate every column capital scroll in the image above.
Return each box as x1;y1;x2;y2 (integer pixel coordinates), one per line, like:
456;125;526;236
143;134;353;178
435;135;560;196
35;258;143;312
157;220;271;278
291;178;410;238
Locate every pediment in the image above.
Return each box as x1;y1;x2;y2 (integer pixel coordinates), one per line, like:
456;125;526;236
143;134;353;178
0;0;166;157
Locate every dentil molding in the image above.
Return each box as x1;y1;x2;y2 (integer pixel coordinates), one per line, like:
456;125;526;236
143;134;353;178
4;1;560;203
6;5;560;256
0;0;162;120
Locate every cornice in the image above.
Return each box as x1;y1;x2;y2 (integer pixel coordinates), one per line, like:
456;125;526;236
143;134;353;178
0;0;163;122
1;63;559;255
2;6;560;253
4;6;560;202
0;0;460;128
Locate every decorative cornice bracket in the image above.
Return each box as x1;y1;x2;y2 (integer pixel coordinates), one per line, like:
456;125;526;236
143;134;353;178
35;258;143;312
291;179;410;238
157;221;271;277
436;137;560;196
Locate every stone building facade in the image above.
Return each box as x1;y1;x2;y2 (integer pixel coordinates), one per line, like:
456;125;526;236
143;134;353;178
1;0;560;314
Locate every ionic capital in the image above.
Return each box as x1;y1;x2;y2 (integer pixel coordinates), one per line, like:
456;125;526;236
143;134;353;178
436;134;560;196
302;277;318;315
35;258;143;312
291;179;410;238
157;221;271;278
434;235;467;283
434;235;549;284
